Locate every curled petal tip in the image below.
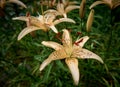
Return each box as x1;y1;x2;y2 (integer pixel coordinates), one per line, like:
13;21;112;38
41;41;46;45
39;59;51;71
50;25;58;33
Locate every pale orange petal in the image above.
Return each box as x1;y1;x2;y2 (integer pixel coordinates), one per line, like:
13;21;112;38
68;1;79;5
49;25;58;33
7;0;27;8
62;29;72;48
72;48;104;63
113;1;120;9
43;9;61;16
44;13;56;24
74;36;89;47
17;26;40;40
65;58;79;85
65;5;80;13
40;49;67;71
62;0;78;6
12;16;29;21
30;16;44;27
54;18;75;25
41;41;63;50
89;1;107;9
57;2;65;15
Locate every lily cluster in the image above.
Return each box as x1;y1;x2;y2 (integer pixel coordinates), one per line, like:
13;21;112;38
13;0;104;86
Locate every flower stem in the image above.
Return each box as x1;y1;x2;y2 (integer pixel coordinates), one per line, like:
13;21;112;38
46;31;50;40
40;0;44;15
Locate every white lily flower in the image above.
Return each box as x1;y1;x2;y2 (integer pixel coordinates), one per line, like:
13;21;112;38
13;13;75;40
40;29;103;85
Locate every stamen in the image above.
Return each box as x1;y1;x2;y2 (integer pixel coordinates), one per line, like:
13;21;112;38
74;38;83;46
68;29;72;32
77;32;82;35
26;12;30;17
55;32;62;41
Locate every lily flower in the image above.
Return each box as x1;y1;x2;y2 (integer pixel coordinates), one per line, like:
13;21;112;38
90;0;120;9
56;0;80;18
44;0;80;18
13;13;75;40
0;0;27;8
40;29;103;85
40;0;56;8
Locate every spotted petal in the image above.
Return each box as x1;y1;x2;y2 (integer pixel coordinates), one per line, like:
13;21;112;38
42;41;63;50
40;49;67;71
65;58;79;85
62;29;72;48
72;48;104;63
18;26;41;40
74;36;89;47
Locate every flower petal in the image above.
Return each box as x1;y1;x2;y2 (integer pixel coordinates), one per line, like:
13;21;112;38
113;1;120;9
89;1;107;9
65;5;80;13
74;36;89;47
12;16;29;21
18;26;40;40
7;0;27;8
40;49;67;71
68;1;79;5
44;13;56;24
30;16;46;28
62;29;72;48
49;25;58;33
62;0;78;6
57;2;65;15
65;58;79;85
54;18;75;25
43;9;61;16
72;48;104;63
42;41;63;50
